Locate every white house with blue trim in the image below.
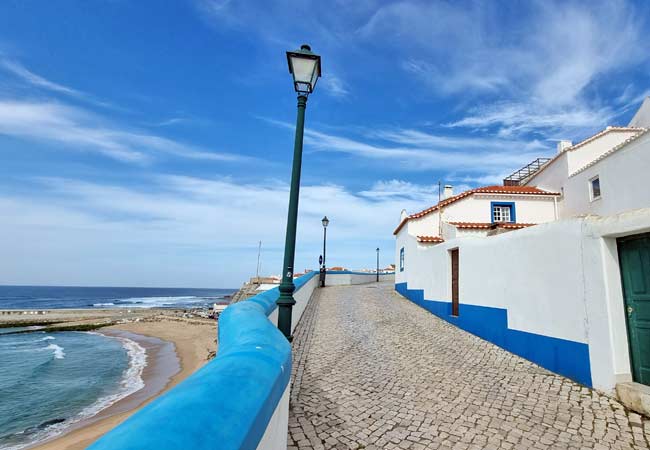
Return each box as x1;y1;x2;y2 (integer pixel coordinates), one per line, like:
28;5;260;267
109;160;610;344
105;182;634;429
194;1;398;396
394;99;650;411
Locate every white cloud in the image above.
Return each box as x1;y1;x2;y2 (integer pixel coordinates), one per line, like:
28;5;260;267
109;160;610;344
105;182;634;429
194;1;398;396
1;60;82;96
358;179;438;199
264;117;546;174
0;175;434;286
320;74;350;99
359;0;648;139
0;100;247;163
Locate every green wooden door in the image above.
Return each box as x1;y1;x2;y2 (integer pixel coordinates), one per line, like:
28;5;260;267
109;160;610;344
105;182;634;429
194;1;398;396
618;234;650;386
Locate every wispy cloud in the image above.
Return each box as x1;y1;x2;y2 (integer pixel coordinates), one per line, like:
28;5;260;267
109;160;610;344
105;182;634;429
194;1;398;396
0;100;248;163
320;73;350;99
359;0;648;139
263;117;545;174
0;58;122;111
1;60;82;96
0;174;430;285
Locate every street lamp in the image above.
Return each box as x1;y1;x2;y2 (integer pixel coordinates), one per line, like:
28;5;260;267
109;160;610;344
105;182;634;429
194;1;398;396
276;44;322;341
321;216;329;287
376;247;380;282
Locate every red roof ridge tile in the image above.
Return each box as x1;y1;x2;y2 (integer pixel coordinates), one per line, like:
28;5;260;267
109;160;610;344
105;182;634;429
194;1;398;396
416;235;445;243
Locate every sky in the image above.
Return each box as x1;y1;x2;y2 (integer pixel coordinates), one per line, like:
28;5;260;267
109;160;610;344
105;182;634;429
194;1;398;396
1;0;649;288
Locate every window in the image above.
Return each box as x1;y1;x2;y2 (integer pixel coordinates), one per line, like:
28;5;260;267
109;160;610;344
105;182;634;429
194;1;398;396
491;202;516;223
590;176;601;201
400;247;405;272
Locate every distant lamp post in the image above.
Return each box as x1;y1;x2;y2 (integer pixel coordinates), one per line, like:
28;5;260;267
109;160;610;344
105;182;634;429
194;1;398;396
376;247;380;282
321;216;329;287
276;44;322;341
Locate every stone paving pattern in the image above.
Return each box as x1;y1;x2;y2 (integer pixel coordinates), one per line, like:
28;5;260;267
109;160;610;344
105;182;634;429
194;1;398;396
288;282;650;450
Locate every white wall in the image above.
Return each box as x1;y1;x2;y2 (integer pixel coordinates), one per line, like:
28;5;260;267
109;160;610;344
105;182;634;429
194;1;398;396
396;210;650;393
525;152;568;193
564;133;650;218
407;213;439;237
267;273;320;334
256;386;289;450
566;130;639;174
445;194;556;225
326;273;394;286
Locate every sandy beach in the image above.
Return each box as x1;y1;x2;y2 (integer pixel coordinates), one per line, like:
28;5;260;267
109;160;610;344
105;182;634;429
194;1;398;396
25;315;217;450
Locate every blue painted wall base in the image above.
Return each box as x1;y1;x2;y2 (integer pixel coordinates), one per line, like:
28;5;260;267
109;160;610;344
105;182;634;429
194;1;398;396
395;282;592;387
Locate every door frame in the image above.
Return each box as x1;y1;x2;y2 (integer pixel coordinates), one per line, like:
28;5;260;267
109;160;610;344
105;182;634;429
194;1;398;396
617;232;650;385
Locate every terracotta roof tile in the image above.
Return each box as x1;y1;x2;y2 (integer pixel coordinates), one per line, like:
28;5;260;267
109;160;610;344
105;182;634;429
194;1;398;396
417;235;444;243
393;185;558;235
449;221;537;230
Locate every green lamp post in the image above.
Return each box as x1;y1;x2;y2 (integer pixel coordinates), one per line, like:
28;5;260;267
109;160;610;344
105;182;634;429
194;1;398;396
276;44;322;341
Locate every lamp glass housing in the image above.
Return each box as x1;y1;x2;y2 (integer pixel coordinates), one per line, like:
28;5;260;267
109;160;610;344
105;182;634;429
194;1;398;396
287;45;321;94
322;216;329;228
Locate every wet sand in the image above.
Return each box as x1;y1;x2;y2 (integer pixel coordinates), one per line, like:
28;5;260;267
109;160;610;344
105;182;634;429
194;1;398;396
30;318;216;450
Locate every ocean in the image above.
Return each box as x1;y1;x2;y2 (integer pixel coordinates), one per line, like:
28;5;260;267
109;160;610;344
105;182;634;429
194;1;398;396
0;285;236;310
0;285;235;449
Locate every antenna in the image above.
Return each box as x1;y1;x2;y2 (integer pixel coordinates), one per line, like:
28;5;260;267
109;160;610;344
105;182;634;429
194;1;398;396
256;241;262;281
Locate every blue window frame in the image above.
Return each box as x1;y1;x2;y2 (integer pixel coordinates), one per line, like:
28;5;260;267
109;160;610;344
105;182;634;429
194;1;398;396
400;247;405;272
490;201;516;223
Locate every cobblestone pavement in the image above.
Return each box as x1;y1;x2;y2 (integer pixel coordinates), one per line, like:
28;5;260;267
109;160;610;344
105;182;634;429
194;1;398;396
288;282;650;450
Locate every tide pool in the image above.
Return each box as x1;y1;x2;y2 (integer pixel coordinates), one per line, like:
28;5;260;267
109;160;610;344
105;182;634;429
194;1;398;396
0;329;145;449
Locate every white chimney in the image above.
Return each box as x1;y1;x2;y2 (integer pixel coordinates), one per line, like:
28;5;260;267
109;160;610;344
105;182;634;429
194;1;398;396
557;140;573;153
443;185;453;200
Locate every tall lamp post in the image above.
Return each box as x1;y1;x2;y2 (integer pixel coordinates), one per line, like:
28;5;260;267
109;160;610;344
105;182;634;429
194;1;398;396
321;216;329;287
376;247;380;282
276;44;322;341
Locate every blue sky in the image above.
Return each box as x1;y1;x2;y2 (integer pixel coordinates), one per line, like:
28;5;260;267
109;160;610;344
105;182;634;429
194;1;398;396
1;0;649;287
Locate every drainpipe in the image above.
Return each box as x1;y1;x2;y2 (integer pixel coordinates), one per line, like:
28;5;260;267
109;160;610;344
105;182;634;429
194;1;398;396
553;195;559;220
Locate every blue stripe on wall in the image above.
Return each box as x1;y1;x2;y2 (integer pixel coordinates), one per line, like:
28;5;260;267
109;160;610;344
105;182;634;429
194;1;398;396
395;282;592;387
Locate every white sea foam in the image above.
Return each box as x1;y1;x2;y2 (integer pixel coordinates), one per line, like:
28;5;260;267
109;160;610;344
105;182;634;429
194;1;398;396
6;334;147;450
113;295;222;308
92;302;115;307
40;336;55;341
45;343;65;359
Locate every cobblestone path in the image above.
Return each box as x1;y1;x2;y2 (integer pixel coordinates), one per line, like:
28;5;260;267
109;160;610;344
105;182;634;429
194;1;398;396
288;282;650;450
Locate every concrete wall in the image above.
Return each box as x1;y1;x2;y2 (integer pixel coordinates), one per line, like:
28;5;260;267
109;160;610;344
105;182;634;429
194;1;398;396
395;210;650;393
325;271;395;286
564;132;650;218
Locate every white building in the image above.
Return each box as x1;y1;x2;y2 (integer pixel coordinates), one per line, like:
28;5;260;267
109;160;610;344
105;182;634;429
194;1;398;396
394;99;650;412
394;185;560;243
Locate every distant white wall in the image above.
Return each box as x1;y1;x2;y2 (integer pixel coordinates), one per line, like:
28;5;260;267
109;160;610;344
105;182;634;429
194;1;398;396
326;272;394;286
564;132;650;217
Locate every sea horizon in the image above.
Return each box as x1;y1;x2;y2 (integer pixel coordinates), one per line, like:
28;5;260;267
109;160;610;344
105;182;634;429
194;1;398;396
0;285;237;310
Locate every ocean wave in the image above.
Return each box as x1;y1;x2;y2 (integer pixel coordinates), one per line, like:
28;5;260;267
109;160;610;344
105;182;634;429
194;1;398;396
92;302;115;307
4;334;147;450
39;336;55;341
109;295;223;308
45;343;65;359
